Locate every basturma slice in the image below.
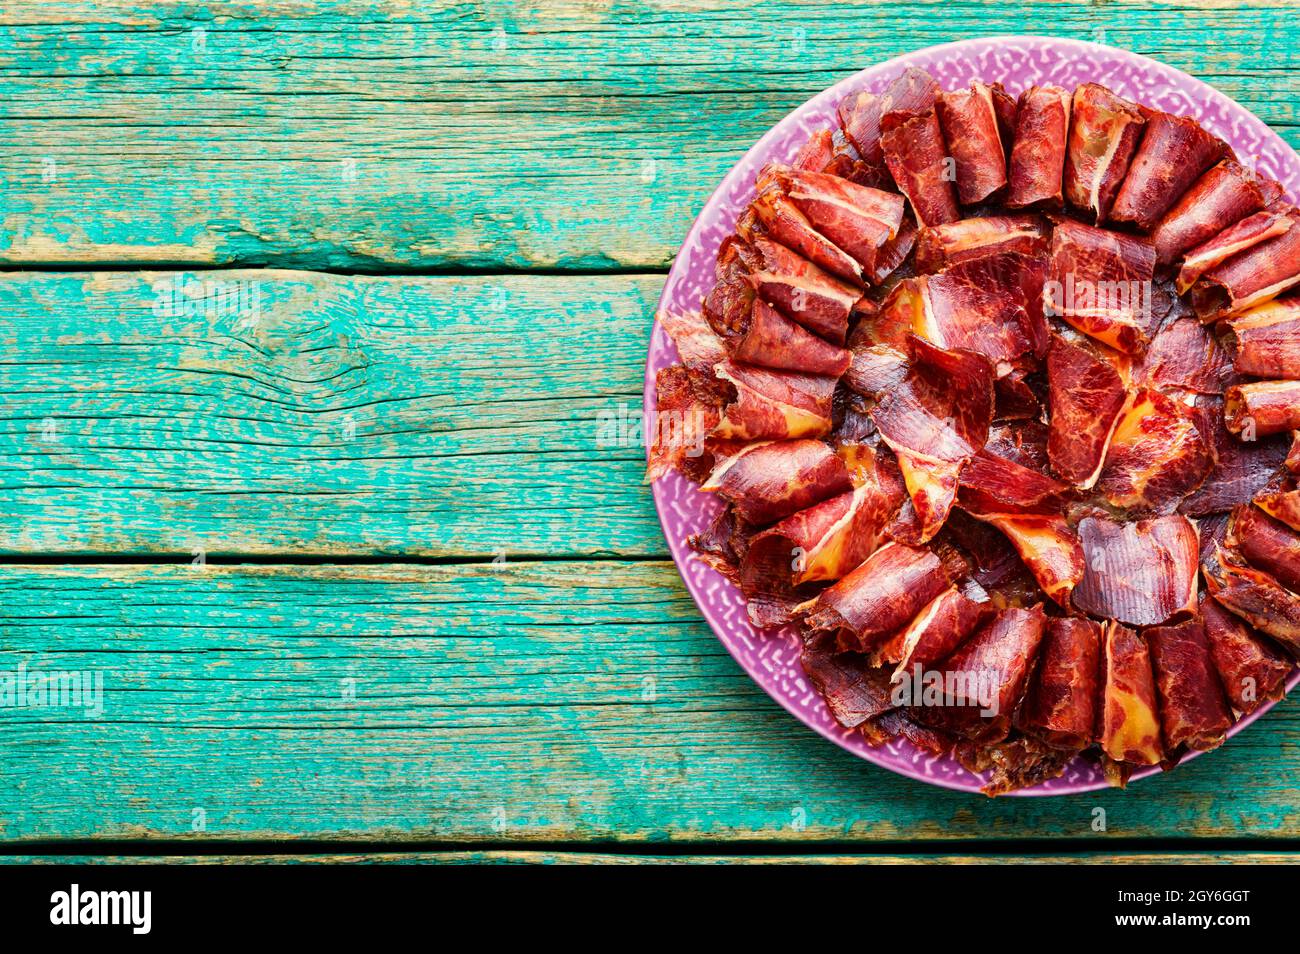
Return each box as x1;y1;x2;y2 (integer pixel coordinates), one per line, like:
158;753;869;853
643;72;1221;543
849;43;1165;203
704;285;852;377
1149;160;1268;266
1179;395;1290;517
1108;111;1225;230
802;541;953;652
914;215;1049;274
1138;317;1235;396
1146;620;1233;753
1256;488;1300;532
1202;544;1300;655
1176;210;1293;294
1227;503;1300;594
1018;616;1102;751
1190;211;1300;320
1097;620;1165;767
701;439;852;525
1063;84;1147;221
1200;594;1293;716
881;106;960;228
1096;387;1213;513
890;584;994;684
936;82;1008;205
1073;514;1199;626
909;605;1048;744
800;632;896;729
1224;380;1300;438
731;236;859;344
746;181;864;284
1006;85;1071;209
837;67;940;167
1046;335;1127;489
1046;219;1157;354
775;167;906;277
869;336;994;543
1226;297;1300;378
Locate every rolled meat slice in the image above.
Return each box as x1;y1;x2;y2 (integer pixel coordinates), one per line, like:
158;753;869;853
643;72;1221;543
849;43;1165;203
1063;83;1147;221
775;167;906;278
1200;594;1293;716
730;236;859;344
802;541;955;652
1006;85;1071;209
1147;620;1233;753
1226;297;1300;378
801;632;896;729
1138;316;1235;396
1227;503;1300;594
881;107;960;227
1096;387;1213;513
745;185;864;285
1046;335;1128;489
909;605;1048;744
1177;210;1293;295
1097;620;1165;766
914;215;1049;274
868;212;919;284
1149;160;1268;266
936;81;1008;205
1046;219;1158;354
701;439;852;525
1019;617;1102;751
1178;395;1290;517
1256;488;1300;532
891;584;995;683
1224;380;1300;438
837;67;940;167
1190;210;1300;320
1202;544;1300;654
1109;111;1225;230
1073;514;1200;626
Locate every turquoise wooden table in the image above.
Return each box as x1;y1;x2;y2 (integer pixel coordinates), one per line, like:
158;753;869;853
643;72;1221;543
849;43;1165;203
2;1;1299;864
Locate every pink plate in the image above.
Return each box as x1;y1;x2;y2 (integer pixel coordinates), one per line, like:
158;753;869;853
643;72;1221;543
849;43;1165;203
644;36;1300;795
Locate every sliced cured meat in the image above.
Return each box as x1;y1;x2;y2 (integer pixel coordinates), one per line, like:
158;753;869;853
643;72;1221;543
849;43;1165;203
801;632;896;729
1190;211;1300;319
914;215;1049;274
1179;396;1289;516
1046;335;1127;489
1046;219;1157;354
1289;431;1300;475
1226;297;1300;378
909;605;1048;743
936;82;1008;205
705;295;852;377
957;505;1083;608
708;362;837;441
1073;514;1199;626
975;736;1076;796
645;364;724;481
1109;112;1225;230
870;337;994;542
881;108;960;228
1227;503;1300;594
732;236;858;343
1149;159;1268;266
1063;84;1147;221
1202;544;1300;654
746;184;864;284
1019;617;1102;751
1201;594;1293;715
1137;317;1234;395
959;448;1069;512
775;167;906;277
1097;388;1213;513
1177;210;1293;295
790;128;835;172
891;584;994;682
1006;85;1071;209
1224;380;1300;438
701;439;852;525
738;455;906;626
910;251;1050;366
1255;489;1300;532
993;367;1042;421
803;541;954;651
837;67;939;166
1147;620;1233;752
983;420;1051;472
868;212;919;285
1097;621;1165;766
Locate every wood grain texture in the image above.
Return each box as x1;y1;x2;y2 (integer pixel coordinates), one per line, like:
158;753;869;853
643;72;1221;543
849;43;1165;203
2;561;1298;844
12;852;1300;864
0;270;661;557
0;1;1296;269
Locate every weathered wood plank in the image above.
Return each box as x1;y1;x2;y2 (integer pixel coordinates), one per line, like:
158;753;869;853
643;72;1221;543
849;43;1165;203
0;2;1296;269
13;851;1299;864
0;270;661;557
2;561;1297;843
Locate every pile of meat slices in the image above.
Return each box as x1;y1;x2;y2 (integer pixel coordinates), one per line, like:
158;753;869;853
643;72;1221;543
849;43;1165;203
648;67;1300;795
